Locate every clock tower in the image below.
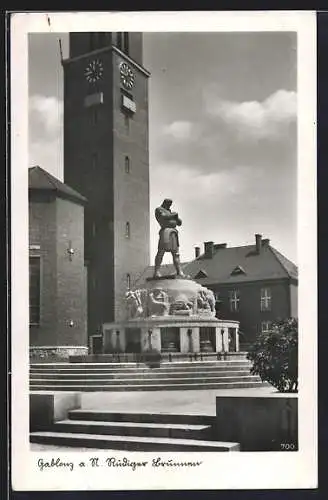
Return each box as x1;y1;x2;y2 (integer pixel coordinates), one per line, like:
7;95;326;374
62;32;150;337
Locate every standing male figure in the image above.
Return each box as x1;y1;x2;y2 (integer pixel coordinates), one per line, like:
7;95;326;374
153;199;184;278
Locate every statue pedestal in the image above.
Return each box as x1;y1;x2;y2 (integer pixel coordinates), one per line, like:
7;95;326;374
100;277;240;355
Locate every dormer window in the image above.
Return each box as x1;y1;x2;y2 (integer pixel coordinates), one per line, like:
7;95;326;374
231;265;246;276
194;269;208;279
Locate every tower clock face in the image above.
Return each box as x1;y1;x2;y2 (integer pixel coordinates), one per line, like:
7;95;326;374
119;62;135;90
84;59;104;83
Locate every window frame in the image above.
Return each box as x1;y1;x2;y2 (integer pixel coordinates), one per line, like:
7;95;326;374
125;221;130;239
261;321;272;333
260;287;272;312
126;273;131;290
124;155;130;174
229;289;240;312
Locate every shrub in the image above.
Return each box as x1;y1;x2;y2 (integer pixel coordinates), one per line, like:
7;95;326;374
247;318;298;393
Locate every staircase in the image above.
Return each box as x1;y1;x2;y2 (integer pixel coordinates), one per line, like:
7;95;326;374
30;358;265;392
30;410;240;451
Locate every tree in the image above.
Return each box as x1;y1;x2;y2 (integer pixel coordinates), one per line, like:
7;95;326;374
247;318;298;392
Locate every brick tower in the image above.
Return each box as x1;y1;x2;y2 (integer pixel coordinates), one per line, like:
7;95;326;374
63;32;150;337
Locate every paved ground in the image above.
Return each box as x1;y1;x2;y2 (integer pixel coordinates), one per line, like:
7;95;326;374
30;386;286;451
80;386;277;416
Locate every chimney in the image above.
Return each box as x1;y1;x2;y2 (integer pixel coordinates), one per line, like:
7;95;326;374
255;234;262;254
195;246;200;259
204;241;214;259
214;243;227;250
262;238;270;247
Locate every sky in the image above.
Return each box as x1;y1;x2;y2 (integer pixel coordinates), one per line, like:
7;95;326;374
28;31;297;264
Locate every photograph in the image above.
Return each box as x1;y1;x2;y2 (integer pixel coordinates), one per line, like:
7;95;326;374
11;11;317;491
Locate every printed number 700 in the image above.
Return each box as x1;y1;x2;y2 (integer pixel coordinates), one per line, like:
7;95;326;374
280;443;296;450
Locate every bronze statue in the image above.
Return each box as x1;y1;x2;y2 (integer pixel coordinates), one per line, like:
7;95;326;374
153;199;184;278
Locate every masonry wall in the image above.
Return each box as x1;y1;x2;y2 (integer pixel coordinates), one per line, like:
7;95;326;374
29;193;87;348
112;49;150;322
290;282;298;318
56;197;87;346
29;194;58;346
63;47;116;334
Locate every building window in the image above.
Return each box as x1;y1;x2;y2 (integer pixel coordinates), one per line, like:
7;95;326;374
126;273;131;289
229;290;240;312
123;32;129;55
125;222;130;239
92;152;98;170
124;114;130;133
261;288;271;311
29;256;40;325
117;32;123;51
125;156;130;173
92;108;98;125
261;321;272;333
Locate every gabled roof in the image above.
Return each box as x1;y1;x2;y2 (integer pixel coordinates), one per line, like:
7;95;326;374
136;243;298;286
184;244;298;284
29;166;87;204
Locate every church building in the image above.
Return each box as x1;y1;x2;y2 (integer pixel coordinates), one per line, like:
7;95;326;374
62;32;150;335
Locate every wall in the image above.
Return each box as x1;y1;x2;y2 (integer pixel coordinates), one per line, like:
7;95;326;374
112;49;150;322
210;279;292;343
290;282;298;318
29;193;87;349
56;197;87;346
63;46;116;334
29;194;57;346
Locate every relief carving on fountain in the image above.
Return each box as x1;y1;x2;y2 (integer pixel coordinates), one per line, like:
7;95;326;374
125;285;216;319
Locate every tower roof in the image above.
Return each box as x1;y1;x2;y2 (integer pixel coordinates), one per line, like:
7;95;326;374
29;166;87;204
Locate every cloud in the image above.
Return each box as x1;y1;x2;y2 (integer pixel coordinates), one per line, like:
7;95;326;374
29;94;63;137
29;94;63;177
162;120;196;141
205;89;297;140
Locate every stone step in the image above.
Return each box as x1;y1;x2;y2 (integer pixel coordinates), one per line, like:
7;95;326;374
30;359;250;370
49;419;212;440
68;410;216;426
29;361;252;373
30;370;252;380
30;380;264;391
30;431;240;451
30;375;259;386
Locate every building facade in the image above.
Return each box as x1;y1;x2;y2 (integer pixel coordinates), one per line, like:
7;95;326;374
137;234;298;349
29;166;88;359
62;32;150;336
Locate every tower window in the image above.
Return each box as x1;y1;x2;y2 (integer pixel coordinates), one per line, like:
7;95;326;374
29;256;41;325
123;32;129;55
92;108;98;125
125;156;130;173
125;222;130;239
92;152;98;169
117;32;123;51
124;114;130;133
126;273;131;289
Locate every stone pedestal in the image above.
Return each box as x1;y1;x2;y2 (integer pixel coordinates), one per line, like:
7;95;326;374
30;392;81;431
100;277;239;355
215;394;298;451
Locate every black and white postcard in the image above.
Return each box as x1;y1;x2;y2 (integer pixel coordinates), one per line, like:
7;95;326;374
10;11;317;491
